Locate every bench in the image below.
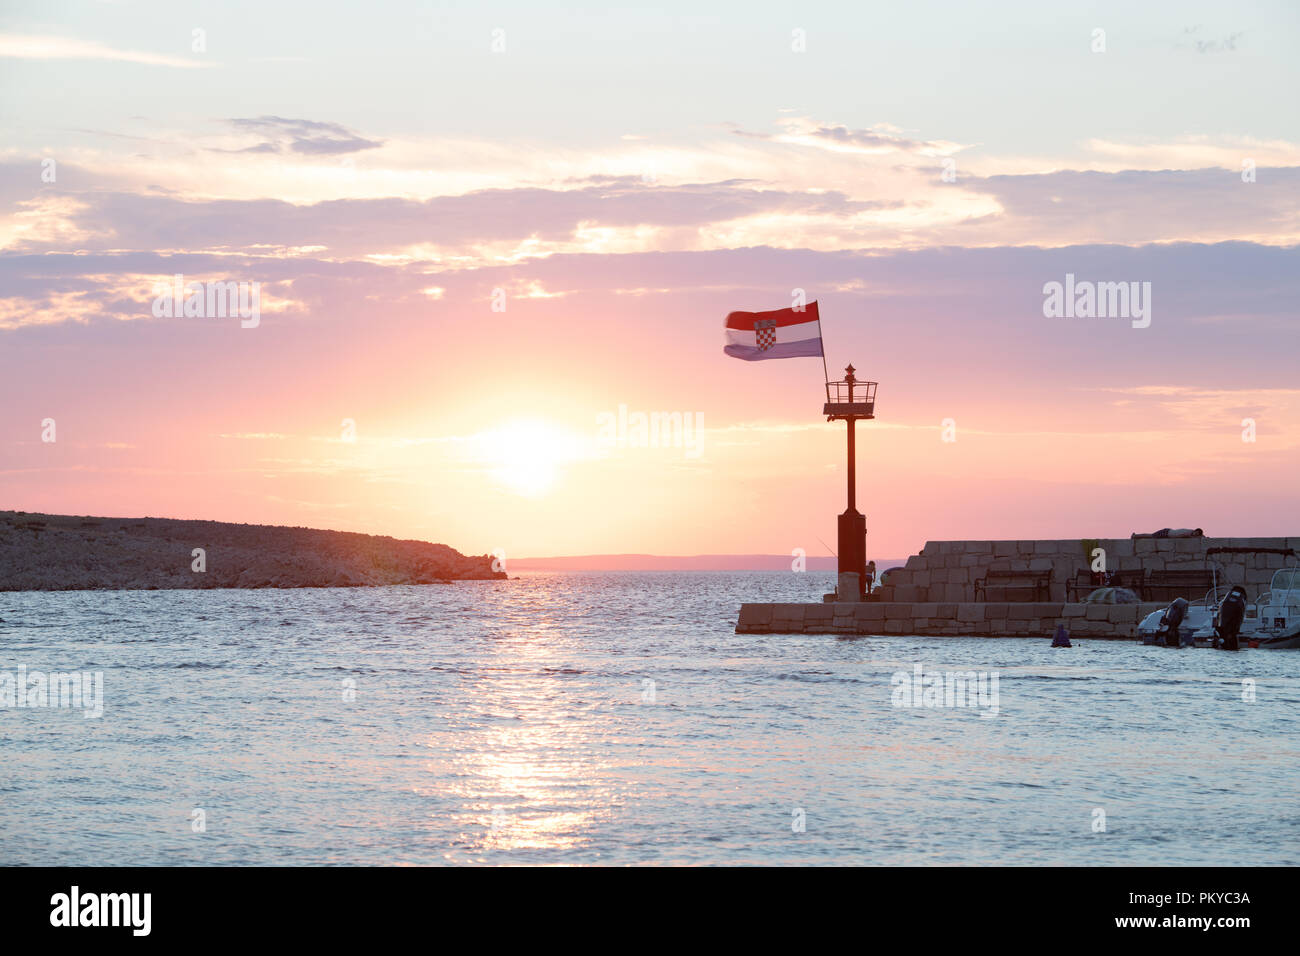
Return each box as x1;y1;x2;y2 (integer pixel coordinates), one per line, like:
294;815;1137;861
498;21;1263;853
975;568;1052;602
1140;568;1216;602
1066;570;1104;602
1066;570;1140;601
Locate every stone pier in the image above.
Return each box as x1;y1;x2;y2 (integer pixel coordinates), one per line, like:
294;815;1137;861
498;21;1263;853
734;535;1298;638
737;600;1168;638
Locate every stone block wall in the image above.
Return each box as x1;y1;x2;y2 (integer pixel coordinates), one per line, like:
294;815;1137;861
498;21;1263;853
736;601;1170;639
872;536;1298;604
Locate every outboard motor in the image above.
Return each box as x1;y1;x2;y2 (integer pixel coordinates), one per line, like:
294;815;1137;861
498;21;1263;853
1215;586;1248;651
1158;597;1189;648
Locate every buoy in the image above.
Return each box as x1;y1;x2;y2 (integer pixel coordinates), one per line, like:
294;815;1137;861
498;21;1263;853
1051;623;1072;647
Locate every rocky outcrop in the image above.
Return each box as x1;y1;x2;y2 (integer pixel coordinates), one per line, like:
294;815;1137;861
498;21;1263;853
0;511;507;590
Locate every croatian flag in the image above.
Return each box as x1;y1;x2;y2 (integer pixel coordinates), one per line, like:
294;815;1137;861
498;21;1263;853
723;301;824;361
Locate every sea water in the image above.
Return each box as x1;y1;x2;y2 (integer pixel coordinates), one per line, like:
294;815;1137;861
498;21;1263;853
2;572;1296;865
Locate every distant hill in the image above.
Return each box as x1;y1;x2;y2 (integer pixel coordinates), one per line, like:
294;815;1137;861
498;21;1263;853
510;554;905;572
0;511;505;590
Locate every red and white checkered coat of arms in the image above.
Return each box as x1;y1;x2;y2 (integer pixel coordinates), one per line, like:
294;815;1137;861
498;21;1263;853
754;319;777;351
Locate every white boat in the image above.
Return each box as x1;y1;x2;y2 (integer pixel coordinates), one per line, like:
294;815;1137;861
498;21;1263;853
1251;567;1300;648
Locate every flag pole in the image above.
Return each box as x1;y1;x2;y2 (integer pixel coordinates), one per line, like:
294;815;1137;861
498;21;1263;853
816;315;830;397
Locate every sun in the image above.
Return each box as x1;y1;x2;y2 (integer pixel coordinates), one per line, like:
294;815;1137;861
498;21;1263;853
474;419;588;498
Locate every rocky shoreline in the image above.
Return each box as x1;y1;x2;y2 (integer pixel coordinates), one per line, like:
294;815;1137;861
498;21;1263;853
0;511;507;590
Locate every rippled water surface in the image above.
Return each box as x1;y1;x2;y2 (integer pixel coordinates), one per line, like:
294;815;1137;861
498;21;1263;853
3;572;1297;865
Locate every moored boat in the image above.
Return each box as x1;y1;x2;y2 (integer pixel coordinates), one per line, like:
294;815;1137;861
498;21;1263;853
1252;566;1300;648
1137;547;1299;648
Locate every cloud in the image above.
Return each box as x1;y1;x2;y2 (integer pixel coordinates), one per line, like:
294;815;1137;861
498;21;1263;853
0;34;209;68
225;116;384;156
3;241;1297;396
5;163;1294;263
953;166;1300;246
0;176;901;259
738;117;967;157
1079;135;1300;171
801;125;949;154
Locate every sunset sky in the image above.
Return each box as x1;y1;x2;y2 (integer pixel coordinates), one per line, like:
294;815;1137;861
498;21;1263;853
2;1;1297;561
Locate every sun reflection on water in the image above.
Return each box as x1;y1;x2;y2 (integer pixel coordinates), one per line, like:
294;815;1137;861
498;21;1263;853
421;621;621;860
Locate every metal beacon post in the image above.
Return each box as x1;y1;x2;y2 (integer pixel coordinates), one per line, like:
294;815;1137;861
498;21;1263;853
823;365;877;601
